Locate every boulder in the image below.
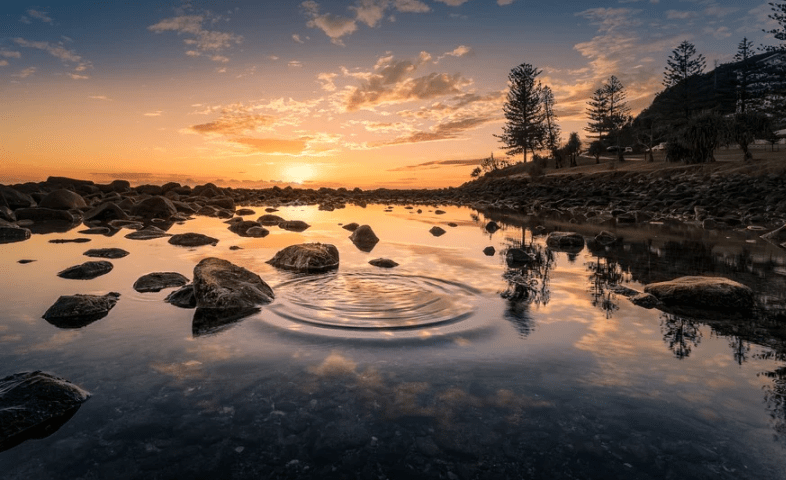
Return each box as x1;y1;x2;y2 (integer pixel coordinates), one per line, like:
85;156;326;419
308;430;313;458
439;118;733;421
546;231;584;250
109;179;131;192
78;227;111;235
643;276;754;313
57;261;113;280
245;226;269;237
0;371;91;453
429;226;446;237
193;257;275;310
369;258;398;268
630;293;662;309
164;284;196;309
133;272;189;292
342;222;360;231
435;210;446;215
83;248;129;259
14;207;77;224
267;243;339;273
0;225;31;244
278;220;310;232
257;214;285;226
485;221;500;233
42;292;120;328
38;189;87;210
349;225;379;252
483;246;495;256
235;208;256;216
129;196;177;220
0;186;36;209
168;233;219;247
82;202;129;222
125;225;171;240
228;220;265;237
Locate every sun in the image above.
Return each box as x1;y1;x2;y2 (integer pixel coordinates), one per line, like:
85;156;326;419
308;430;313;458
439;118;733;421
281;163;316;184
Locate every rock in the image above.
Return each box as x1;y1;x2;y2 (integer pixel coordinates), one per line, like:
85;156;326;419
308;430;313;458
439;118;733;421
429;226;446;237
124;225;171;240
435;210;446;214
165;284;196;309
257;214;285;226
0;186;36;209
49;238;91;244
18;259;35;264
78;227;111;235
762;224;786;247
0;371;91;453
83;248;129;259
133;272;189;292
342;222;360;231
506;248;533;267
245;226;269;237
546;231;584;250
168;233;219;247
643;276;754;313
278;220;310;232
369;258;398;268
82;202;129;222
208;197;235;211
447;222;458;227
267;243;339;273
57;261;113;280
130;196;178;219
193;257;275;310
594;231;617;246
0;205;15;222
42;292;120;328
38;189;87;210
235;208;256;216
108;219;143;230
228;220;266;237
14;207;77;224
264;207;279;213
229;246;242;250
483;246;495;256
630;293;662;309
108;179;131;192
0;225;31;244
349;225;379;252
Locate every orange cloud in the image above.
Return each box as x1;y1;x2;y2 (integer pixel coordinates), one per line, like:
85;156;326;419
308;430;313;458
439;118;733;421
231;136;310;154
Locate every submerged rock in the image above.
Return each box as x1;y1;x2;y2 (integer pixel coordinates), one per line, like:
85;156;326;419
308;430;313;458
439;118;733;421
228;221;268;237
349;225;379;252
369;258;398;268
133;272;189;292
83;248;129;259
278;220;311;232
78;226;111;235
235;208;256;216
57;261;113;280
168;232;219;247
546;231;585;250
125;226;171;240
193;257;274;310
643;276;754;313
506;248;533;267
267;243;339;273
429;226;446;237
42;292;120;328
245;226;269;237
0;371;91;453
165;284;197;309
257;214;285;226
49;238;90;244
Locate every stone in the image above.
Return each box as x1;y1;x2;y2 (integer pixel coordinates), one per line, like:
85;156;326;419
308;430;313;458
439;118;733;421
57;261;113;280
0;371;91;453
594;231;617;246
18;259;35;264
38;189;87;210
0;186;36;209
42;292;120;328
235;208;256;216
49;238;91;244
108;219;143;230
349;225;379;252
14;207;77;224
435;210;446;214
762;224;786;247
342;222;360;231
168;233;219;247
133;272;189;292
245;226;269;237
267;243;339;273
264;207;279;213
429;226;446;237
630;293;662;309
82;202;129;222
447;222;458;227
369;258;398;268
506;248;533;267
124;226;171;240
278;220;311;232
83;248;129;259
78;227;111;235
165;284;196;309
483;246;495;256
546;231;585;250
0;225;31;244
228;220;265;237
129;196;177;220
644;276;754;313
257;214;285;226
193;257;275;310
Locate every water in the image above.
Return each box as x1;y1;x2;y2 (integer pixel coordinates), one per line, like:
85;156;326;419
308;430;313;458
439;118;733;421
1;204;785;479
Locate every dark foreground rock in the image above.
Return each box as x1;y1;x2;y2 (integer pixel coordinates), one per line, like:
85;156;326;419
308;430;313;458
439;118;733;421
83;248;129;259
0;371;90;453
342;222;359;231
165;284;196;308
42;292;120;328
429;226;446;237
0;225;31;244
349;225;379;252
125;226;171;240
193;257;274;310
168;232;218;247
643;276;754;314
38;189;87;210
267;243;339;273
133;272;189;292
49;238;91;244
369;258;398;268
257;214;285;226
57;261;113;280
483;246;495;256
278;220;311;232
546;231;585;250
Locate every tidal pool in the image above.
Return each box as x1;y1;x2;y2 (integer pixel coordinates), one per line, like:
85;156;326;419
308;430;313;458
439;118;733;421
1;204;785;479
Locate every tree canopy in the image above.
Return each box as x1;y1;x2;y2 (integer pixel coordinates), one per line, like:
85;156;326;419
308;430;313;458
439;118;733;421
496;63;546;163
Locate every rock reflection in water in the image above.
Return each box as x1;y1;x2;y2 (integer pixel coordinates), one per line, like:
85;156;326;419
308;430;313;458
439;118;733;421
192;307;260;337
660;313;703;360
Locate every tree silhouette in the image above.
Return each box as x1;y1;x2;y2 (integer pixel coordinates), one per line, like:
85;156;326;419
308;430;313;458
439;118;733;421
763;1;786;49
585;87;609;143
660;313;703;359
734;37;756;113
542;85;561;165
663;41;706;121
496;63;545;163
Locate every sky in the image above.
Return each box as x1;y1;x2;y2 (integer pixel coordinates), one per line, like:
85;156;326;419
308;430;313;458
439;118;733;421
0;0;782;189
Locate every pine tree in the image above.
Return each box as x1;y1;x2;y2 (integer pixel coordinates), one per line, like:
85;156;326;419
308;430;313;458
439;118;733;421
541;86;561;161
763;1;786;49
495;63;545;163
734;38;755;113
584;87;608;143
663;41;706;121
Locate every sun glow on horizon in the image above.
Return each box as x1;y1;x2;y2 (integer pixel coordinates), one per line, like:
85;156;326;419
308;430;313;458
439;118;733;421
280;163;317;185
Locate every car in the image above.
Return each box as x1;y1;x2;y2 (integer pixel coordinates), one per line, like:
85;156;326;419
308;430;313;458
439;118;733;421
652;142;667;151
624;147;633;153
606;146;620;152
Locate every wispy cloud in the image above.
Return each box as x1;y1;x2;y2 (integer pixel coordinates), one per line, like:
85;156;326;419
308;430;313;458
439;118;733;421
13;37;92;78
26;9;53;23
89;95;111;101
12;67;36;78
144;111;163;117
231;137;311;155
148;7;242;62
388;158;481;171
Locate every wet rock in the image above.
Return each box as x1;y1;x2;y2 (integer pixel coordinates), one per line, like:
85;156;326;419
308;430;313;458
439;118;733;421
630;293;662;309
0;371;91;453
278;220;311;232
762;224;786;248
0;186;36;209
42;292;120;328
228;220;266;237
435;210;446;215
0;225;31;244
129;196;177;220
429;226;446;237
235;208;256;216
369;258;398;268
38;189;87;210
133;272;189;293
14;207;77;224
83;248;129;259
257;214;285;226
108;219;143;230
594;231;617;246
447;222;458;227
349;225;379;252
57;261;113;280
267;243;339;273
264;207;279;213
546;231;584;250
168;233;219;247
83;202;129;222
342;222;360;231
643;276;754;313
229;245;242;250
125;226;171;240
0;205;15;222
193;257;274;309
18;259;35;264
483;246;495;256
207;197;235;211
245;226;269;237
78;226;111;235
506;248;533;267
49;238;91;244
165;284;196;309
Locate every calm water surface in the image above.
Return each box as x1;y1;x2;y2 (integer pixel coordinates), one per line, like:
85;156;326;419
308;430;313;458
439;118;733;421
1;204;785;479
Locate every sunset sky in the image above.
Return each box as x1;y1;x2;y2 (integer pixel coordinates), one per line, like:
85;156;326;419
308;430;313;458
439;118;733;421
1;1;781;188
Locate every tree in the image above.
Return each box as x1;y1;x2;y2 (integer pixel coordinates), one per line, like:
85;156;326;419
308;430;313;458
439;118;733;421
663;41;706;121
727;112;772;161
670;111;725;163
496;64;545;163
763;1;786;49
584;87;609;142
565;132;582;167
604;76;631;162
734;37;755;113
470;166;482;178
588;140;605;164
542;86;562;162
